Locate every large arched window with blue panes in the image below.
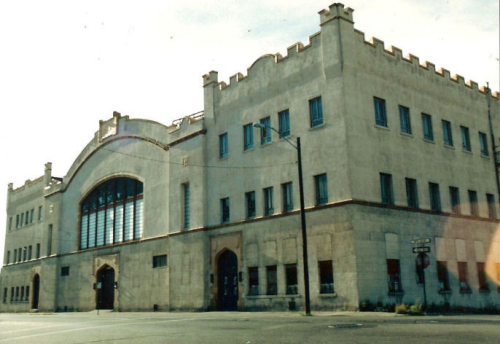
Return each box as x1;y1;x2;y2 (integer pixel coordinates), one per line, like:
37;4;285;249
80;177;143;250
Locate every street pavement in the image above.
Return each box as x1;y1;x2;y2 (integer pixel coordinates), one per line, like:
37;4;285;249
0;311;499;344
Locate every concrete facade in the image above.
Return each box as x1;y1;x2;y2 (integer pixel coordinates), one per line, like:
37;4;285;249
1;3;499;313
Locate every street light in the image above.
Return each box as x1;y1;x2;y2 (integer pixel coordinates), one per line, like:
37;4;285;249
253;123;311;316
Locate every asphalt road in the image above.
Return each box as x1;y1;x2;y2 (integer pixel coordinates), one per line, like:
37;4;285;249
0;311;499;344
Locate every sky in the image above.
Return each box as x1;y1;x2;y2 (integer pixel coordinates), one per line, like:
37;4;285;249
0;0;498;262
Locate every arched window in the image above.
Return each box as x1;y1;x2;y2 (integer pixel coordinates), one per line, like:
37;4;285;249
80;177;143;250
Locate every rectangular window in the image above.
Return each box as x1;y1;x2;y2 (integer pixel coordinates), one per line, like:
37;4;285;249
36;243;40;259
449;187;460;214
468;190;478;216
16;214;19;228
220;198;230;224
25;211;29;225
25;286;29;301
11;287;14;302
15;287;19;301
219;133;228;158
13;249;17;263
285;263;298;295
182;183;190;229
461;126;471;151
386;259;403;293
245;191;256;219
38;206;42;221
28;246;32;260
318;260;334;294
243;123;254;150
380;173;393;205
20;213;24;227
152;254;167;268
3;288;6;303
437;261;450;291
422;114;433;140
23;247;27;261
9;217;12;231
30;209;34;223
6;251;10;264
477;262;488;291
47;224;53;256
429;182;441;212
266;265;277;295
278;110;290;138
263;187;274;216
282;182;293;212
458;261;470;293
442;120;453;146
248;267;259;296
259;117;271;144
479;132;489;156
405;178;418;208
61;266;70;276
399;105;411;134
20;287;24;302
309;96;323;127
374;97;387;127
314;174;328;206
18;248;21;262
487;193;496;219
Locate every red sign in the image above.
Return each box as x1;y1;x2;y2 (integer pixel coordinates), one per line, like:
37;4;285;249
416;253;430;269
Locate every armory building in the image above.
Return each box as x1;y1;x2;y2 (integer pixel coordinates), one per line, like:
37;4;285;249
1;3;500;312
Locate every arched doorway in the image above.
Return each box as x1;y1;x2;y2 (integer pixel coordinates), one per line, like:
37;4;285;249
96;265;115;310
31;274;40;309
217;250;238;311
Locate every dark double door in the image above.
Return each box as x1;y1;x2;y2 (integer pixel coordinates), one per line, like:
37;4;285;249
217;250;238;311
97;266;115;310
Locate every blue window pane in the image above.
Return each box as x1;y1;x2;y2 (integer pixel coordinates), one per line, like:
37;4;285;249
442;120;453;146
429;182;441;212
315;174;328;205
243;124;254;150
422;114;433;140
309;97;323;127
479;132;488;156
461;126;471;151
264;187;274;216
221;198;230;223
380;173;393;205
219;133;228;158
260;117;271;144
278;110;290;138
282;182;293;212
374;97;387;127
399;105;411;134
246;191;256;219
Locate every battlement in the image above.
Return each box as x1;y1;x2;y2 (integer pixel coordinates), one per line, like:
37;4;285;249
319;3;354;25
354;29;499;99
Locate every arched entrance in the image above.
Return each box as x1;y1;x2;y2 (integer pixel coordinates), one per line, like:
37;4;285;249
217;250;238;311
96;265;115;310
31;274;40;309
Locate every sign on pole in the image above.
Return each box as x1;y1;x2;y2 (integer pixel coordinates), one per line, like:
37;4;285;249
412;246;430;253
410;238;431;244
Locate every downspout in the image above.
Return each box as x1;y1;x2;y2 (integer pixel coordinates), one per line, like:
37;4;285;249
486;83;500;202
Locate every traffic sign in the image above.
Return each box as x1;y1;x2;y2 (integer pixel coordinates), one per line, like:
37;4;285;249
413;246;430;253
410;238;431;244
416;252;430;269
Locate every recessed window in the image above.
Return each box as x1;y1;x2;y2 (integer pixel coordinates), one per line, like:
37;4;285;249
282;182;293;212
36;243;40;259
380;173;393;205
259;117;271;144
285;264;298;295
263;187;274;216
266;265;277;295
318;260;334;294
429;182;441;212
422;114;433;140
248;267;259;296
182;183;190;229
461;126;471;151
387;259;403;293
80;178;144;250
30;209;34;223
468;190;478;216
6;251;10;264
449;187;460;214
153;254;167;268
219;133;228;158
28;246;32;260
399;105;411;134
374;97;387;127
245;191;256;219
314;174;328;206
487;193;496;219
16;214;19;228
405;178;418;209
38;206;43;221
61;266;70;276
477;262;488;291
278;110;290;138
243;124;254;150
25;211;29;225
479;132;489;156
442;120;453;146
220;198;230;224
458;261;470;293
3;288;7;303
309;96;323;127
8;217;12;231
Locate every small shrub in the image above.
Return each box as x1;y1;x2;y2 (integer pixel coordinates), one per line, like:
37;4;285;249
395;303;409;314
409;303;423;315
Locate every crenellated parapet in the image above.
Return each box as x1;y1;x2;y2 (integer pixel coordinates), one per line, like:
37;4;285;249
354;29;499;99
203;3;498;100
